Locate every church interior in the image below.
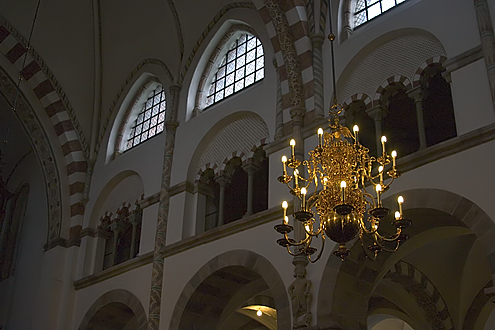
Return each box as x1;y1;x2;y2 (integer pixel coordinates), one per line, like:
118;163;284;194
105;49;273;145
1;0;495;329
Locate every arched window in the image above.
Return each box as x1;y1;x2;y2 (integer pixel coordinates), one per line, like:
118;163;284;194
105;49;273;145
125;85;166;151
380;83;419;157
355;0;409;28
420;64;457;146
204;33;264;108
99;201;142;270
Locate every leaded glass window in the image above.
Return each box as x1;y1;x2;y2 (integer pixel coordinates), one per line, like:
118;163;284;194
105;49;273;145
205;34;264;108
126;85;166;150
355;0;407;28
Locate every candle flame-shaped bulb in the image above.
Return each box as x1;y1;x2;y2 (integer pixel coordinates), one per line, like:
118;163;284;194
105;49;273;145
395;211;401;220
391;150;397;158
282;201;288;209
281;155;287;162
284;215;288;224
379;165;383;173
341;181;346;188
301;187;307;195
376;184;382;192
257;310;262;317
381;136;387;143
353;125;359;133
290;139;296;146
398;196;404;204
318;128;323;135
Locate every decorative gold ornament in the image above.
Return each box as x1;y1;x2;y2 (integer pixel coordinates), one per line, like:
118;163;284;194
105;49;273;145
274;104;411;261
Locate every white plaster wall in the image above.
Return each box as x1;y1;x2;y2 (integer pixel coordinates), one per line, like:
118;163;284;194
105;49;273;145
450;59;495;135
0;153;48;329
71;264;153;330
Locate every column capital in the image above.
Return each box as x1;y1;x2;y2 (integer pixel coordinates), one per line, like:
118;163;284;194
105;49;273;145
242;159;261;173
408;86;425;102
214;174;231;187
366;105;385;121
290;105;306;124
310;32;325;48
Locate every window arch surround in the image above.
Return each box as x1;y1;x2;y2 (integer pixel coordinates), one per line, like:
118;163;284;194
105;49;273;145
194;24;262;114
114;77;166;155
340;0;414;39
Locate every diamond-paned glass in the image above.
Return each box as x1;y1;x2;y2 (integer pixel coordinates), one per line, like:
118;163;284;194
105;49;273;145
205;33;264;108
126;85;166;150
354;0;409;28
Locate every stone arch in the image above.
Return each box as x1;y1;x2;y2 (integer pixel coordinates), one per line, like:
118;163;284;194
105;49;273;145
169;249;291;330
412;55;448;88
78;289;147;330
0;20;87;244
342;93;372;110
373;75;412;107
317;188;495;329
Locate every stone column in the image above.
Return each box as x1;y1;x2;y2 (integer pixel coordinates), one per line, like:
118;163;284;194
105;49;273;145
147;85;181;330
366;106;384;154
242;160;260;217
109;221;125;266
274;59;284;140
311;33;325;121
130;210;141;259
409;87;427;149
474;0;495;109
215;175;231;226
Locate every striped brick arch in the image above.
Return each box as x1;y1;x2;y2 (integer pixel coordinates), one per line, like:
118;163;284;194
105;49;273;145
0;21;87;244
317;188;495;329
342;93;372;110
412;55;448;88
373;75;413;107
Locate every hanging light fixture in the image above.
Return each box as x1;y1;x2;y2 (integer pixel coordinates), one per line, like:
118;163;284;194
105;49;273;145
273;13;411;261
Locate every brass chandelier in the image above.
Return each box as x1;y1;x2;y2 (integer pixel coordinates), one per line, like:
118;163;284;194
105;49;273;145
273;18;411;261
274;105;411;261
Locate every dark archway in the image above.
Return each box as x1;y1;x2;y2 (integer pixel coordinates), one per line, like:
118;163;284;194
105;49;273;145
78;289;147;330
170;250;291;330
317;189;495;330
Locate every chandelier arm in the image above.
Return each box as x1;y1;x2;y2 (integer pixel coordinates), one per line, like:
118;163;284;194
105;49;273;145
286;245;308;256
359;234;378;261
381;176;395;191
359;220;379;235
374;240;400;253
284;232;311;247
308;235;325;263
305;225;323;237
375;228;401;242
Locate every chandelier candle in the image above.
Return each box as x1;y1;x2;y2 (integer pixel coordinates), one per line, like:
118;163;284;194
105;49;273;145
275;104;411;261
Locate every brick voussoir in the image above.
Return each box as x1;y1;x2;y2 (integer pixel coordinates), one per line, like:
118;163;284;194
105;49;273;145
54;119;76;136
67;161;87;175
71;202;85;216
6;42;26;63
69;181;85;195
0;26;10;43
21;60;42;81
45;100;66;117
62;139;82;156
33;79;55;99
